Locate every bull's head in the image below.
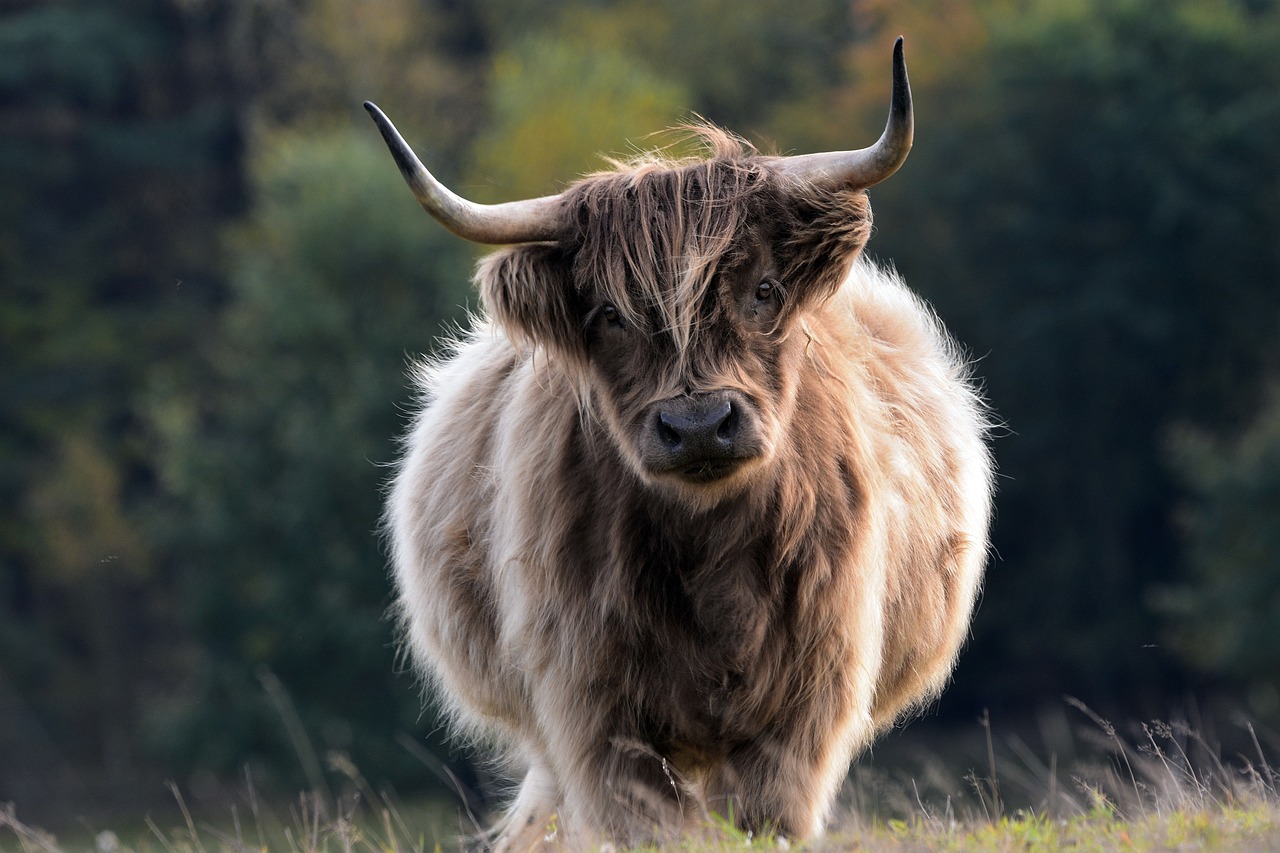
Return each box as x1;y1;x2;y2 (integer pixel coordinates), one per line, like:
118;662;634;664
368;39;913;506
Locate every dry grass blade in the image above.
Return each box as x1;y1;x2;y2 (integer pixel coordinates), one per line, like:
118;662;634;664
8;703;1280;852
0;804;61;853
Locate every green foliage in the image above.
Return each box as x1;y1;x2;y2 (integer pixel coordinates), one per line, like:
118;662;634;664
1161;388;1280;712
585;0;853;129
145;127;472;788
0;0;250;807
473;0;853;133
865;0;1280;706
470;35;689;196
0;6;159;106
252;0;490;165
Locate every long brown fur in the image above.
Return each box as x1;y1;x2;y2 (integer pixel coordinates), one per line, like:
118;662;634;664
386;128;993;849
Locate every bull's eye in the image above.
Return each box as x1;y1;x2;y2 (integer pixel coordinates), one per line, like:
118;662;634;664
601;304;624;328
756;279;777;302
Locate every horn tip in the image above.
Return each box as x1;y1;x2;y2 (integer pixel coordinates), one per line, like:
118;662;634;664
891;36;911;118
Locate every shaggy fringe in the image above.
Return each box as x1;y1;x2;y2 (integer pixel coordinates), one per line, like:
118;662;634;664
567;127;773;361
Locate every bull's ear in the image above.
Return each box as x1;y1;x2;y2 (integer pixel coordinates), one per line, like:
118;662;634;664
476;244;585;359
778;188;874;307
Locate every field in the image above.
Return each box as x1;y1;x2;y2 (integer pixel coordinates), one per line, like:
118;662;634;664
5;797;1280;852
6;705;1280;852
6;801;1280;853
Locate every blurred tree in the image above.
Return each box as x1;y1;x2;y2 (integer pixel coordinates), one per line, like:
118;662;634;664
861;0;1280;711
469;34;688;197
144;127;473;792
1161;384;1280;719
772;0;994;153
252;0;490;167
597;0;853;130
0;0;492;814
0;0;260;808
471;0;855;137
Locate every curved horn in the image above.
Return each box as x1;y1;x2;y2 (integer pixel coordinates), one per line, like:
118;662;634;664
778;36;913;189
364;101;568;244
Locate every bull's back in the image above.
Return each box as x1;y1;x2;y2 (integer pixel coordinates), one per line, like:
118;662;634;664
824;260;992;727
387;325;562;736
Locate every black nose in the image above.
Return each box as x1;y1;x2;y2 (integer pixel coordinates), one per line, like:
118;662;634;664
655;397;739;460
642;392;761;483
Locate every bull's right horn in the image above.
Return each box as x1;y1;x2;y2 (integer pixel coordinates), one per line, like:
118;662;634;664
777;36;914;190
364;101;568;245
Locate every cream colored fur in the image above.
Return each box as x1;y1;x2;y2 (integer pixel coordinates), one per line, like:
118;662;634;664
387;248;992;848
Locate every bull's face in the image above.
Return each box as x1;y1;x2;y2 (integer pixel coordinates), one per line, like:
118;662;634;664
477;164;872;506
366;43;909;506
581;230;785;498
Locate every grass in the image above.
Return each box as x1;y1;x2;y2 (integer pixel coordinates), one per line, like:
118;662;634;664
6;797;1280;852
0;757;459;853
828;698;1280;851
833;804;1280;851
6;702;1280;852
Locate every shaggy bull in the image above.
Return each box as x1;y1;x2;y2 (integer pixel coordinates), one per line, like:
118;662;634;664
369;39;992;849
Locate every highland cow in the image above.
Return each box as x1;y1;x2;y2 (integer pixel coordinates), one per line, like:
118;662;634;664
370;38;992;849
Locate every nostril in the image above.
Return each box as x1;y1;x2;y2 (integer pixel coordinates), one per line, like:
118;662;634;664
716;402;738;443
657;413;683;449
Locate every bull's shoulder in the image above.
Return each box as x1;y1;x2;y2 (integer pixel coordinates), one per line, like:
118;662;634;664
801;256;991;533
823;259;963;364
398;319;585;508
408;319;517;403
408;319;578;414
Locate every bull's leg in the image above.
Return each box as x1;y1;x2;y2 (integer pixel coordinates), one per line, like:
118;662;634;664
702;713;872;840
560;735;692;846
491;761;559;853
532;690;693;846
570;732;696;840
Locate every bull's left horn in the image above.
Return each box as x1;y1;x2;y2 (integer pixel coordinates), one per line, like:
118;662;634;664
364;101;568;244
777;36;913;190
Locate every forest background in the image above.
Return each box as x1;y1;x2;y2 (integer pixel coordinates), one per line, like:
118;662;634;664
3;0;1279;831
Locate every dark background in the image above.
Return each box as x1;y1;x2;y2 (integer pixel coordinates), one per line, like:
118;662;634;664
3;0;1279;830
